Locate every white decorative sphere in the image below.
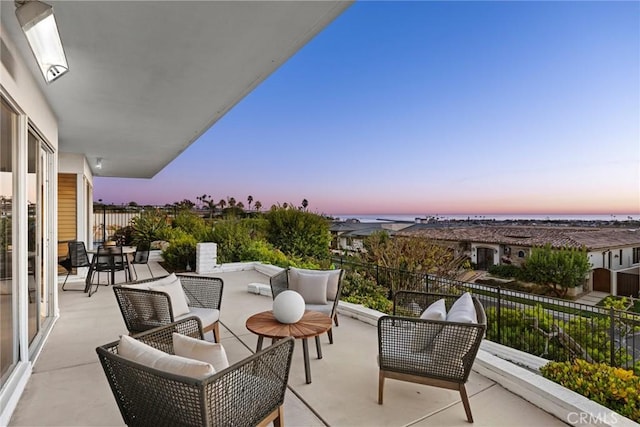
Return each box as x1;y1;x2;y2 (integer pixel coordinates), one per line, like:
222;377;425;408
273;290;305;324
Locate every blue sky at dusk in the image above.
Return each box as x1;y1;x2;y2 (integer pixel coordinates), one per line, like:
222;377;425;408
94;1;640;216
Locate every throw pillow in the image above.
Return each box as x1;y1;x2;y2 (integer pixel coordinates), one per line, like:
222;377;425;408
296;272;328;305
118;335;214;379
149;277;191;317
446;292;477;324
410;298;447;352
172;333;229;372
289;268;341;302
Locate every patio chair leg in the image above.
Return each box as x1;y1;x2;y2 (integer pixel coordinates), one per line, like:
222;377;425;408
333;313;339;327
213;322;220;343
459;384;473;423
327;327;333;344
378;370;385;404
274;405;284;427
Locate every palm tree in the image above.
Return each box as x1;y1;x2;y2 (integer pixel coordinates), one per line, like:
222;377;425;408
254;201;262;212
247;195;253;211
218;199;226;210
301;199;309;211
228;197;236;207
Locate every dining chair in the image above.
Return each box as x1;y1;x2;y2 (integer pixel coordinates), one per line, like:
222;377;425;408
131;245;153;280
59;241;92;291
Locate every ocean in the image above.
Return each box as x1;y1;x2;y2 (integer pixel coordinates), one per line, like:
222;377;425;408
330;213;640;223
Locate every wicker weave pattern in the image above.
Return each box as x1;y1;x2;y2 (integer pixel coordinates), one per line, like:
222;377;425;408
113;275;223;335
97;319;294;427
377;292;487;422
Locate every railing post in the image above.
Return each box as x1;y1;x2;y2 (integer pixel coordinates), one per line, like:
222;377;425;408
497;286;502;345
609;307;616;367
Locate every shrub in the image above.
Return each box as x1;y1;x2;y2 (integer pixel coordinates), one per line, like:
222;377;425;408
131;209;170;245
540;359;639;422
488;264;522;279
161;230;197;272
171;210;209;240
240;240;290;267
112;225;135;246
265;206;330;261
207;220;254;263
341;271;392;314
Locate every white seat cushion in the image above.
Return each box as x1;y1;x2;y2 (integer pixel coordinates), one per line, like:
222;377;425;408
118;335;214;379
176;307;220;328
172;333;229;372
305;302;333;316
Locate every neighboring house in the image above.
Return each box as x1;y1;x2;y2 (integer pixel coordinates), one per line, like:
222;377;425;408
330;220;413;254
0;2;352;423
398;225;640;297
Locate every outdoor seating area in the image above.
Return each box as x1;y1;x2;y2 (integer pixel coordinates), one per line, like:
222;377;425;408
8;264;566;427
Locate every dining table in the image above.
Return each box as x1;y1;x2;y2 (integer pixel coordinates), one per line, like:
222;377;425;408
84;245;136;292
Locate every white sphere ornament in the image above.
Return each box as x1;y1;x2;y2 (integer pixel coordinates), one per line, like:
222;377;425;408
273;290;305;324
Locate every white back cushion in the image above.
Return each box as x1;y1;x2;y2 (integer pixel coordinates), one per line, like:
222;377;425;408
296;272;328;305
446;292;477;324
410;298;447;352
172;333;229;372
118;335;214;379
289;268;340;301
149;276;191;317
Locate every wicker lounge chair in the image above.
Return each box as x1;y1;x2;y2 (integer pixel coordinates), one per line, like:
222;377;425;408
378;291;487;423
113;274;223;342
97;318;295;427
270;267;344;344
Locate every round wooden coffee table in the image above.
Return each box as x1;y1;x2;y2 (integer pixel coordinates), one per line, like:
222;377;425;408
246;310;332;384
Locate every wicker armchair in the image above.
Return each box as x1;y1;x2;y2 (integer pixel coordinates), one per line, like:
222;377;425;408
378;291;487;423
270;267;344;344
97;318;295;427
113;274;223;342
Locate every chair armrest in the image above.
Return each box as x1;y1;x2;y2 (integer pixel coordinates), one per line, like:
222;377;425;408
177;274;223;310
113;286;175;333
131;317;205;352
203;337;295;426
269;269;289;300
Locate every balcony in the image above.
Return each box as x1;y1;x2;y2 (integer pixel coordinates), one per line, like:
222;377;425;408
8;265;590;426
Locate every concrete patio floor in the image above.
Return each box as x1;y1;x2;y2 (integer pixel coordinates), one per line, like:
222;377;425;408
9;265;567;426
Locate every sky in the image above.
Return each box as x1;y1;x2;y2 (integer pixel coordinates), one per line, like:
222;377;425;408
94;1;640;217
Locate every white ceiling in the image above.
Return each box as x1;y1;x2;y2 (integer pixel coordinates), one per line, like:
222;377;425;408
1;0;352;178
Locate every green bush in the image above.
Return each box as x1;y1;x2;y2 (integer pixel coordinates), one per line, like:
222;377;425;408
341;271;392;314
265;206;330;261
112;225;135;246
540;359;639;422
240;240;290;267
207;220;254;263
488;264;522;279
171;210;209;240
131;209;170;245
161;230;197;272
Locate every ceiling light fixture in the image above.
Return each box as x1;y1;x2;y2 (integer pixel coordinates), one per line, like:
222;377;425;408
96;158;102;170
15;0;69;83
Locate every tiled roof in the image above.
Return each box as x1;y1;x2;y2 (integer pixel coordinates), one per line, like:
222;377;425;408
397;225;640;250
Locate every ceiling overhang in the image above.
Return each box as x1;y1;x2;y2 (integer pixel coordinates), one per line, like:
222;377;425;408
1;1;352;178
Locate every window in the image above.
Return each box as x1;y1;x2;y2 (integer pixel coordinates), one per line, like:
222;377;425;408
517;250;525;258
619;249;623;266
633;247;640;264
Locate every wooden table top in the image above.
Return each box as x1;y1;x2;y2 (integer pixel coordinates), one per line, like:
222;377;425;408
246;310;332;340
